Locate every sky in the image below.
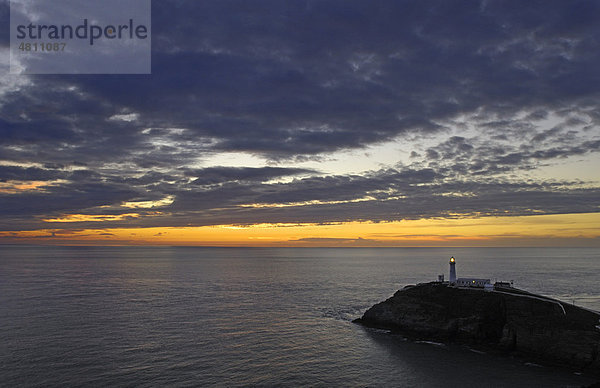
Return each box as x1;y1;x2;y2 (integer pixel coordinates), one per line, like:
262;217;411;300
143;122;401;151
0;0;599;246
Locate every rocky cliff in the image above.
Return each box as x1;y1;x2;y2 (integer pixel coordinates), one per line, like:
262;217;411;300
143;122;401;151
355;282;600;372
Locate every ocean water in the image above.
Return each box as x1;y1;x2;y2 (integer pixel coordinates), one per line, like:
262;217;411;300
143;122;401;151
1;246;599;387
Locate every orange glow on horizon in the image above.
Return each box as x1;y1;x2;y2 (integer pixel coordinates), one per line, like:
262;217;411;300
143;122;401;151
1;212;599;247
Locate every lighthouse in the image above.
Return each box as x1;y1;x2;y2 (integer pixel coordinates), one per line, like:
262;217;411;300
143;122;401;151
449;256;457;282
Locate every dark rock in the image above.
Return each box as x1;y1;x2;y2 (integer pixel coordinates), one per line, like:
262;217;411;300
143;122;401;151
354;282;600;373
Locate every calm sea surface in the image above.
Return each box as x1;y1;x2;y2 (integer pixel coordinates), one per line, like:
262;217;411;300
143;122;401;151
1;246;599;387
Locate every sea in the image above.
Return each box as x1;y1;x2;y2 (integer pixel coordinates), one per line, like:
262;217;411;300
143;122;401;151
1;246;599;387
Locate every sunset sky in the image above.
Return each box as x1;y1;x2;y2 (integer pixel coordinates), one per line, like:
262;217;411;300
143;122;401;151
1;0;599;246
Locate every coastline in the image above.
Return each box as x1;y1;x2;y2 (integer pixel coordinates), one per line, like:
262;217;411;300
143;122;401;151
355;281;600;374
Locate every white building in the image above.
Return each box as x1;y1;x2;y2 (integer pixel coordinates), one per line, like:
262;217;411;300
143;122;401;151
448;257;492;290
449;256;457;282
455;278;491;288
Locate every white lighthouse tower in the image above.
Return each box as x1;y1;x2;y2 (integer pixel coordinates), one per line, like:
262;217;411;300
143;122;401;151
449;256;457;283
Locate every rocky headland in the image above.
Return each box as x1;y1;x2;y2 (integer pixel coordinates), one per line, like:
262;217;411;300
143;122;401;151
355;282;600;373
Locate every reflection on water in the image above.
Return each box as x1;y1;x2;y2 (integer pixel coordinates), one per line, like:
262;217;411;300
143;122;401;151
359;328;595;387
0;246;598;386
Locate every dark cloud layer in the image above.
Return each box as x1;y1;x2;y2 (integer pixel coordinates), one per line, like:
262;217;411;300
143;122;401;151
0;0;599;232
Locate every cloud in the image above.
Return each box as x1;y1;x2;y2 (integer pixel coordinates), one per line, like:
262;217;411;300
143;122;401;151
184;166;316;185
2;160;597;232
0;0;598;235
3;1;598;157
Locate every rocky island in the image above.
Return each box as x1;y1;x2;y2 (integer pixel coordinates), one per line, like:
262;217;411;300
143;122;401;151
354;258;600;373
